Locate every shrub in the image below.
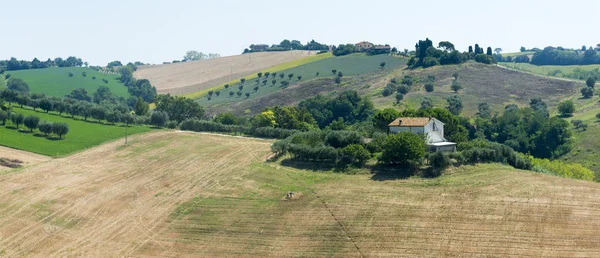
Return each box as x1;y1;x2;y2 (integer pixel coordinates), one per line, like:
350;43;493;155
324;130;363;148
424;82;434;92
339;144;371;166
429;151;451;170
596;113;600;120
528;156;594;181
558;100;575;116
581;87;594;98
335;76;341;84
166;121;178;129
379;132;426;166
397;84;409;94
401;75;414;86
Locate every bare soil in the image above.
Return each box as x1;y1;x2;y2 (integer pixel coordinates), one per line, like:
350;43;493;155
134;51;315;95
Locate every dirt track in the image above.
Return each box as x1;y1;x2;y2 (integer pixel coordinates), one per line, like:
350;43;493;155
134;51;315;95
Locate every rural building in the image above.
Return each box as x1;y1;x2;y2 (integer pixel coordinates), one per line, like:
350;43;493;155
250;44;269;52
388;117;457;152
355;41;374;52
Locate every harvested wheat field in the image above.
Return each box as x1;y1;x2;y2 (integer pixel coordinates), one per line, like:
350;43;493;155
2;132;600;257
0;146;51;171
134;51;315;95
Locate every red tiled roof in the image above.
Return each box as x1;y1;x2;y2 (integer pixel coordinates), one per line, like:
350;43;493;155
388;117;432;127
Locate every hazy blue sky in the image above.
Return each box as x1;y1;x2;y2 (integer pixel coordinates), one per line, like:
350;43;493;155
4;0;599;65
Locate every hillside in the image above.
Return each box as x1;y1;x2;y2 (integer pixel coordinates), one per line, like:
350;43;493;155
134;51;318;95
212;62;583;117
1;131;600;256
7;67;129;98
198;54;406;107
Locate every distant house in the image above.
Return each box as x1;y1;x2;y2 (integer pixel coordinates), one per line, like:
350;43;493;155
250;44;269;52
388;117;456;152
355;41;374;52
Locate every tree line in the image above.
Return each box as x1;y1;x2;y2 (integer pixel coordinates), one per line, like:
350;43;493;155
244;39;330;53
0;56;85;71
0;111;69;139
408;38;495;69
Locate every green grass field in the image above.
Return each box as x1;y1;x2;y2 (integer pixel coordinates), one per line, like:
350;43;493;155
8;67;129;98
498;62;600;80
198;54;407;105
0;107;151;157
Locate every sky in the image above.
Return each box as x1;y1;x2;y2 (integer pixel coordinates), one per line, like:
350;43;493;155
3;0;600;66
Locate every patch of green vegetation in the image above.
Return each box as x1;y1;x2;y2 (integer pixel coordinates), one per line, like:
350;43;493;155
499;62;600;81
8;67;129;98
560;106;600;180
0;107;151;157
198;54;406;106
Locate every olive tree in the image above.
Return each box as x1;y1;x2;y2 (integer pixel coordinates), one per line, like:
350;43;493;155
51;122;70;139
150;111;169;128
23;115;40;132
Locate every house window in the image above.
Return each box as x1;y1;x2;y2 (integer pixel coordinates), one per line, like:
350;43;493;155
432;122;439;132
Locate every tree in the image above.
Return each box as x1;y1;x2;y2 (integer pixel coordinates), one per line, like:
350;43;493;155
15;94;29;108
379;132;426;166
335;76;341;84
68;72;74;77
451;80;463;92
372;108;400;132
438;41;455;51
486;47;493;55
23;115;40;132
297;76;302;80
214;112;240;125
280;39;292;49
245;92;251;98
257;72;263;78
51;122;69;139
586;77;596;88
215;91;221;96
272;79;276;85
0;110;7;125
229;91;234;97
65;88;91;102
558;100;575;117
452;72;459;80
39;98;53;113
380;62;386;69
238;85;244;91
288;73;294;80
494;48;503;55
240;78;246;84
7;78;29;93
530;98;549;117
91;106;107;122
154;94;205;123
264;72;270;78
253;86;259;92
271;72;277;78
424;82;434;92
446;95;463;115
183;50;207;61
420;98;433;109
316;72;320;77
253;110;276;127
395;92;404;103
581;87;594;98
279;73;285;79
468;46;473;53
133;97;148;116
337;71;343;78
340;144;371;167
280;81;289;87
237;91;243;97
477;103;492;118
105;111;121;125
11;113;24;129
150;111;169;128
224;84;229;90
38;121;53;136
332;69;337;75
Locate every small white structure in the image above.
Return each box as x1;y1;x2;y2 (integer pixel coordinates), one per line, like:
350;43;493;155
388;117;456;152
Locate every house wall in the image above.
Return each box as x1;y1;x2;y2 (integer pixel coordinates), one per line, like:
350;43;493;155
390;126;424;134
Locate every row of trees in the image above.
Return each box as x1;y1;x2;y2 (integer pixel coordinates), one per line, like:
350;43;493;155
117;65;157;102
531;46;600;65
0;111;70;138
244;39;330;53
0;56;85;71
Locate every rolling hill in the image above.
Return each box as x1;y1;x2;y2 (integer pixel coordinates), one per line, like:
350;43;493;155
1;131;600;256
7;67;129;98
198;54;407;106
133;50;320;96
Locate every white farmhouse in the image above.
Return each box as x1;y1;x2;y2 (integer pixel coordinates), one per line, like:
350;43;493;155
388;117;457;152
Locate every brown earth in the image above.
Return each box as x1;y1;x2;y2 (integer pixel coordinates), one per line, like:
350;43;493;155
2;132;600;256
134;51;315;95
